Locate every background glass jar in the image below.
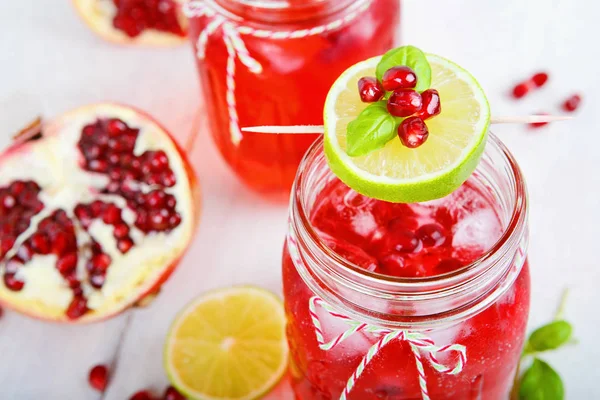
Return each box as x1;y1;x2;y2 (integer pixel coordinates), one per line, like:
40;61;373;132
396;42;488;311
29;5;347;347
282;135;530;399
187;0;400;200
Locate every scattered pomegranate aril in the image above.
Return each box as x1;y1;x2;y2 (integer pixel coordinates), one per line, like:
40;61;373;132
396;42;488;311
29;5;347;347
562;94;582;112
416;89;441;120
357;77;384;103
163;386;185;400
130;390;155;400
398;117;429;148
416;224;447;248
531;72;549;88
512;82;529;99
387;89;423;117
382;66;418;91
88;364;109;392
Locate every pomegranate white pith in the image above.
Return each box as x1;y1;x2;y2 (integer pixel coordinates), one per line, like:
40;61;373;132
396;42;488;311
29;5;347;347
73;0;188;46
0;104;196;322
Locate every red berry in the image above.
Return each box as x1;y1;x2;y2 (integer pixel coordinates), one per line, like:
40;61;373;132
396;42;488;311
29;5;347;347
512;83;529;99
382;66;418;91
387;89;422;117
163;386;186;400
531;72;549;87
398;117;429;148
416;224;447;247
562;94;582;112
88;364;109;392
416;89;441;120
529;113;549;129
357;77;384;103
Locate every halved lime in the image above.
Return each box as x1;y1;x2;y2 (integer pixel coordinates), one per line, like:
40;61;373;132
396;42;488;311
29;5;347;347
164;286;288;400
324;54;490;203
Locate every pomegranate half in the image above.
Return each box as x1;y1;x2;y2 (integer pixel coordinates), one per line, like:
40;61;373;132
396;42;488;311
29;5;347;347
0;103;199;322
73;0;188;46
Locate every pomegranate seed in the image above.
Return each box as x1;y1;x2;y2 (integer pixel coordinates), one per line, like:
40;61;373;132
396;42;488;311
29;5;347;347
531;72;549;88
2;194;15;209
357;77;384;103
562;94;582;112
416;224;447;247
117;238;134;254
107;119;127;136
529;113;549;129
168;214;182;228
387;89;422;117
84;145;102;160
10;181;26;195
416;89;441;120
88;364;109;392
165;195;176;209
436;258;463;274
148;191;165;207
0;306;3;319
151;151;169;170
130;390;155;400
89;159;109;172
382;66;418;91
57;253;78;275
92;253;111;272
102;205;121;225
4;273;25;291
113;223;130;239
388;228;421;253
31;233;51;254
163;386;185;400
53;232;70;255
398;117;429;148
90;273;106;288
91;200;106;216
66;295;88;319
162;173;176;187
512;82;529;99
83;124;96;136
379;253;406;274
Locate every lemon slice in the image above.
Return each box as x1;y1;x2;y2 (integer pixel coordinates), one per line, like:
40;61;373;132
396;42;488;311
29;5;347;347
324;54;490;203
164;287;288;400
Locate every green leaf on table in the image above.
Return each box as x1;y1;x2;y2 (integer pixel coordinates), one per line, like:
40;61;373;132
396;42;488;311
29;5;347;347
519;358;564;400
346;101;397;157
375;45;432;92
527;320;573;352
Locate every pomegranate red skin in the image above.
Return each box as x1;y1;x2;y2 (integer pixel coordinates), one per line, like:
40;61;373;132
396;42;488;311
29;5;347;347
0;104;201;324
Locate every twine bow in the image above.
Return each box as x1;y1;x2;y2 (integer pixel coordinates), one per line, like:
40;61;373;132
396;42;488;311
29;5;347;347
309;297;467;400
184;0;373;145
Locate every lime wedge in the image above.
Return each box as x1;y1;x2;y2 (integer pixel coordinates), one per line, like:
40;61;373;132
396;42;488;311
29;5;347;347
164;287;288;400
324;54;490;203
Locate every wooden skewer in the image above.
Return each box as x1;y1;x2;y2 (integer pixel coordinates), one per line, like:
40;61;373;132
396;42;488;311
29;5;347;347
241;115;573;134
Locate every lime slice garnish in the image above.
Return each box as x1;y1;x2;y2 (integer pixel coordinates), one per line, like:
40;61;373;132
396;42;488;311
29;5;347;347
164;286;288;400
324;54;490;203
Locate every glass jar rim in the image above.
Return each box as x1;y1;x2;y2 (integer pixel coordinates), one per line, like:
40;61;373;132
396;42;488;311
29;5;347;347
210;0;367;24
292;132;527;291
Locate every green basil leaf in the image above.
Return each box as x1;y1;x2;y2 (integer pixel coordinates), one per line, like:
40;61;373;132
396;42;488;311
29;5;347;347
346;101;397;157
519;358;564;400
528;320;573;352
375;45;432;92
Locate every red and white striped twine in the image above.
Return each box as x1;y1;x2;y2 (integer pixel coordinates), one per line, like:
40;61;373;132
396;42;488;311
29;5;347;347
308;296;467;400
184;0;373;145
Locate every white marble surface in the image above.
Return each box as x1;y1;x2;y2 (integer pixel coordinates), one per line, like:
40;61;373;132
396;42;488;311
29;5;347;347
1;0;599;398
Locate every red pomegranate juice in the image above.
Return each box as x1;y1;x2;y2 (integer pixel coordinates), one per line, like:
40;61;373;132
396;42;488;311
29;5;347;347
283;174;530;399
